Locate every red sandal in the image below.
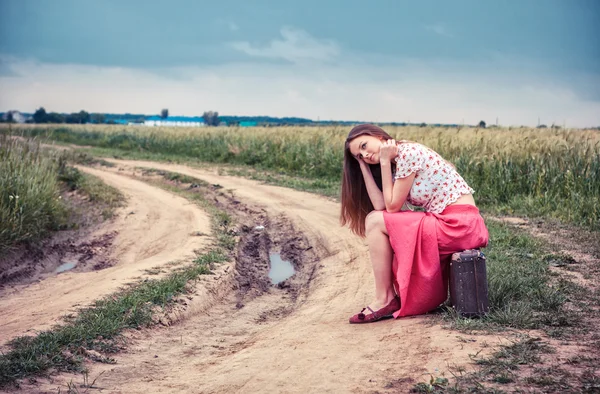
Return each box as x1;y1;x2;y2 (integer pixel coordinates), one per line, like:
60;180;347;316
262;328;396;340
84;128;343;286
349;296;401;324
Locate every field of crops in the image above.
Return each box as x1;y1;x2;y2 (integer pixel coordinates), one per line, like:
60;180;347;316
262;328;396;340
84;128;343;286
3;124;599;230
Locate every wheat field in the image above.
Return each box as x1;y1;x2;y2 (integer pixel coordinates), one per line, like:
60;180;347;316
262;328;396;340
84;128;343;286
2;124;599;230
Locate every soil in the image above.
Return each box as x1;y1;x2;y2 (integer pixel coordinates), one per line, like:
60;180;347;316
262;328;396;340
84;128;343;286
6;159;594;393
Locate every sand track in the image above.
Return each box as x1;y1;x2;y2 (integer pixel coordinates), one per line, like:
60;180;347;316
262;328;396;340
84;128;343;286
0;166;211;344
0;159;500;393
25;159;494;394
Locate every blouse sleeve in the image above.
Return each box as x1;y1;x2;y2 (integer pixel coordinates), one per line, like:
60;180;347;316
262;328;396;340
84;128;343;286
394;143;426;179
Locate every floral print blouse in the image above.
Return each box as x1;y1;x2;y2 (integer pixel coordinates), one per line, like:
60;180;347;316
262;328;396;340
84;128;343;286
394;142;475;213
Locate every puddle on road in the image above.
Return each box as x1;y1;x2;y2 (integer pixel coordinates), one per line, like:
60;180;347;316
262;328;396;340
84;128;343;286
268;253;295;284
55;260;77;274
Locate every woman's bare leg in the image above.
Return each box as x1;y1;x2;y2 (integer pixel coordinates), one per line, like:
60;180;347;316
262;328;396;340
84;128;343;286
364;211;397;310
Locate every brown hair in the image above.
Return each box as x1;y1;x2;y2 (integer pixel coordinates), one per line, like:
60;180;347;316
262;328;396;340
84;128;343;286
340;124;396;237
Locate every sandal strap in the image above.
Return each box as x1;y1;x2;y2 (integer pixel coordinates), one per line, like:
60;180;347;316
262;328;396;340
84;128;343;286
365;306;377;318
356;306;380;321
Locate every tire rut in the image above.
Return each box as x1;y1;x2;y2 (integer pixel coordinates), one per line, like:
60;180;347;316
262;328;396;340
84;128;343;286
26;160;499;394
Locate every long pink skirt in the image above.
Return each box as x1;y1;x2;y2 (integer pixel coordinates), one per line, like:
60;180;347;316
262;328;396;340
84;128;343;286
383;204;489;318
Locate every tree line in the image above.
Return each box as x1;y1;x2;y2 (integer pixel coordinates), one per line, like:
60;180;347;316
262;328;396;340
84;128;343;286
2;107;222;126
30;108;103;124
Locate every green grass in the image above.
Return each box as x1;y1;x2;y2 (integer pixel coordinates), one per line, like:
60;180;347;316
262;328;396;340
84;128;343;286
445;219;577;332
58;163;124;219
437;335;553;393
0;136;124;252
0;134;67;252
412;333;596;392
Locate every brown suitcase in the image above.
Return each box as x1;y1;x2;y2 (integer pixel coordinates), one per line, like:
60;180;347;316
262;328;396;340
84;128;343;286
449;249;489;317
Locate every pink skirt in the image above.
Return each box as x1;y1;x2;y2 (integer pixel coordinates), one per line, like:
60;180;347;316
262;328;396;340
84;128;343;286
383;204;489;318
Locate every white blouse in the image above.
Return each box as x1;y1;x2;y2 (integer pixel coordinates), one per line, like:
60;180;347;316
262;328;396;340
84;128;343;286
394;142;475;213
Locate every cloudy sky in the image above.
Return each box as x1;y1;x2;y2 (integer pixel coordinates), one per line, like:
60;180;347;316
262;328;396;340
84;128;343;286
1;0;599;127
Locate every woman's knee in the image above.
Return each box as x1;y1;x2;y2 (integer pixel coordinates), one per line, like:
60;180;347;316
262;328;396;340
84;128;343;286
365;210;386;235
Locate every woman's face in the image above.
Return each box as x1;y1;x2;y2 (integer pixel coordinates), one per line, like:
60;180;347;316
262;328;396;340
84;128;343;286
348;134;384;165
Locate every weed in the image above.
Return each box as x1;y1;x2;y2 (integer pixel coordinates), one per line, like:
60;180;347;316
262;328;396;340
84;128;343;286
0;134;124;252
0;134;67;251
411;375;450;393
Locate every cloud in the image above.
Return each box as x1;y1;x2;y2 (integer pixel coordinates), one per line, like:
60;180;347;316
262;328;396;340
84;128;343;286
0;55;23;77
425;24;453;38
216;18;239;32
230;26;340;63
1;55;599;127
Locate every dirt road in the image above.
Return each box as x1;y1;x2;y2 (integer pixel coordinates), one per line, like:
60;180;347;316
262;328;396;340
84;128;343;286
0;166;212;343
64;160;499;393
5;160;497;393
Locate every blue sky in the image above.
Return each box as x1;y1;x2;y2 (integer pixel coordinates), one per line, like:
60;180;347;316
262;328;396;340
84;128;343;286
1;0;599;126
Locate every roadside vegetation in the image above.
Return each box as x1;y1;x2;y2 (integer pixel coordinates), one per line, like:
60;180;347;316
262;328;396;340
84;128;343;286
4;123;599;230
0;134;122;253
0;134;66;251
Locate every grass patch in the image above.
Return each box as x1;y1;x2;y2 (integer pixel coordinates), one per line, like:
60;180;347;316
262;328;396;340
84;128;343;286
58;163;124;219
0;134;67;252
59;144;343;198
219;166;341;198
138;167;206;187
443;219;573;332
0;135;124;253
444;335;553;392
415;334;598;392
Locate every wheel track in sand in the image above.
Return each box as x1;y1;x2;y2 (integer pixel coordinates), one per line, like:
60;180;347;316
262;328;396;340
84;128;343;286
24;159;497;394
0;166;212;344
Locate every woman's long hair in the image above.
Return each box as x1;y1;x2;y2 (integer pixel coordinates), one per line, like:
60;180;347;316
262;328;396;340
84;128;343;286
340;124;396;237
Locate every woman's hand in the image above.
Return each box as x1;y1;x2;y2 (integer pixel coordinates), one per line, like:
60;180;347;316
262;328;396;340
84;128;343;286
379;139;398;164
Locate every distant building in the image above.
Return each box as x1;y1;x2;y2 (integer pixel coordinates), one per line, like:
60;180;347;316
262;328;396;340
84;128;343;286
144;116;206;127
2;110;31;123
239;121;257;127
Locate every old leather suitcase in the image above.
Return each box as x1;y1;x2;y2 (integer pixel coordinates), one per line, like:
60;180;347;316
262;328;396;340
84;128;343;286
449;249;489;317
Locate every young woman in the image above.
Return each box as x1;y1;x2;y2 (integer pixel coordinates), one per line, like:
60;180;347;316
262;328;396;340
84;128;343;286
340;124;489;323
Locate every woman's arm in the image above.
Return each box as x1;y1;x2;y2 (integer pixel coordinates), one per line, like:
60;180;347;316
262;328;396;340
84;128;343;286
358;159;386;211
379;139;416;213
380;163;415;212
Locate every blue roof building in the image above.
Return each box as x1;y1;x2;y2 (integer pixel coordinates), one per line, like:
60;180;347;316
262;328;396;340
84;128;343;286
144;116;206;127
